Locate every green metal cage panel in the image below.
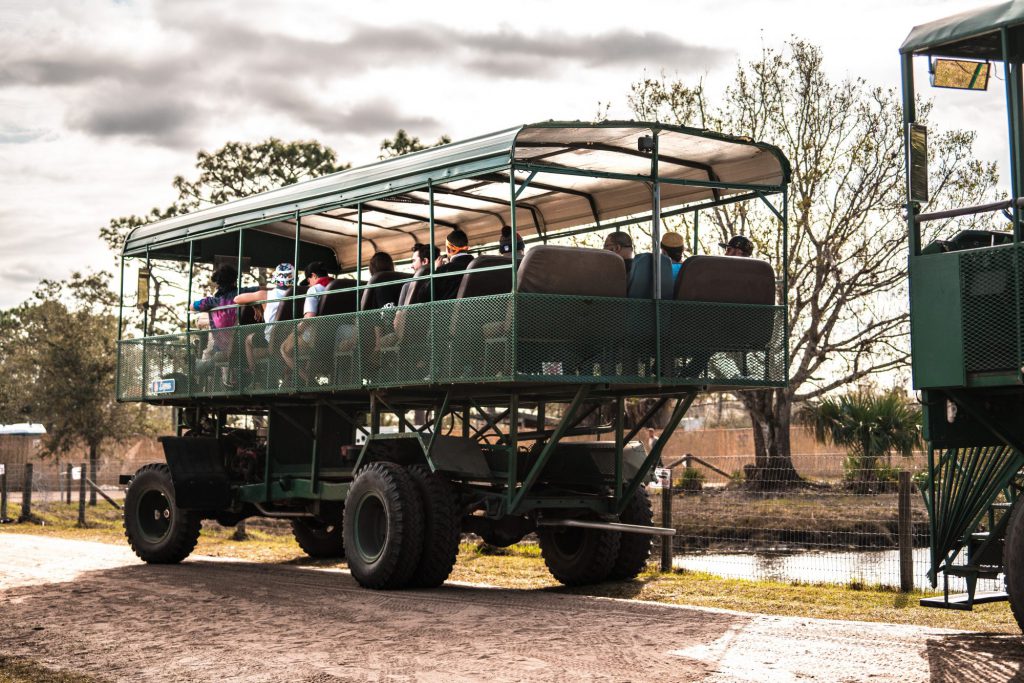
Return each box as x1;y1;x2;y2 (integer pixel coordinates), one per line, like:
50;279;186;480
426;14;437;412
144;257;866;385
116;293;786;401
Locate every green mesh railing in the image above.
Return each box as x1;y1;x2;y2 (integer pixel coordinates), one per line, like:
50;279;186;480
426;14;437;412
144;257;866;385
116;293;786;401
960;245;1020;373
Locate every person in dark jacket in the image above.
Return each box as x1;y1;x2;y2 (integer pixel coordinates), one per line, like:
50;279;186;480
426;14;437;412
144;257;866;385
411;228;474;303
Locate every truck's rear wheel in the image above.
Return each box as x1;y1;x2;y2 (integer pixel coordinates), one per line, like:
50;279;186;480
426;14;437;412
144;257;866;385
292;515;345;559
407;465;461;588
608;488;655;580
123;463;201;564
1003;499;1024;631
538;523;620;586
343;462;424;589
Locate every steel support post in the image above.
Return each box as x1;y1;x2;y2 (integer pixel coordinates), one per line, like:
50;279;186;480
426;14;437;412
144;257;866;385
617;392;696;515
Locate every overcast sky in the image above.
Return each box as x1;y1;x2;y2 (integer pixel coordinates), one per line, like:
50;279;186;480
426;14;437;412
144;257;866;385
0;0;1005;309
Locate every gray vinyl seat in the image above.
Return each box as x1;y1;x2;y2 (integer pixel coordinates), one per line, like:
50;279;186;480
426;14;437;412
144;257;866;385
483;245;628;377
662;255;777;380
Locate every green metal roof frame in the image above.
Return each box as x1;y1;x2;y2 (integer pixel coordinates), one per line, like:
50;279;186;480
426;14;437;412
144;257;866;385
123;120;791;263
901;1;1024;57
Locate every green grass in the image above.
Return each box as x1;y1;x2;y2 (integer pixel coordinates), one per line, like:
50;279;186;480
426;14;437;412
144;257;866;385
0;656;105;683
1;501;1018;633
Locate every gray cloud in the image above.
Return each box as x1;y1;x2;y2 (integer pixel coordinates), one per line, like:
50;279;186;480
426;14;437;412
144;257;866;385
0;16;725;147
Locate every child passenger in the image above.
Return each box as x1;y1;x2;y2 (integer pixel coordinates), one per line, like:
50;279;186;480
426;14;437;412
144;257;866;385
233;263;295;376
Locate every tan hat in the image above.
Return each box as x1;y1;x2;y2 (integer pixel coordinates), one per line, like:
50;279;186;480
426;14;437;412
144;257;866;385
660;231;685;248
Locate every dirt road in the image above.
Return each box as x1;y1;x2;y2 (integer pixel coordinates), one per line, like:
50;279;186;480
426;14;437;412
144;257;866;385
0;534;1021;682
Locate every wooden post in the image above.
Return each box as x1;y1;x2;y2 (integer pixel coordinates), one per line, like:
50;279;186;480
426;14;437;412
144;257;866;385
898;470;913;592
661;472;673;572
0;464;7;520
66;463;73;504
18;463;33;522
77;463;86;527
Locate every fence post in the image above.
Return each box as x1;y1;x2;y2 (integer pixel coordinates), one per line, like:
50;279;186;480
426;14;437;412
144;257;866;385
898;470;913;592
661;471;673;572
77;462;86;527
0;464;7;521
66;463;73;504
18;463;33;522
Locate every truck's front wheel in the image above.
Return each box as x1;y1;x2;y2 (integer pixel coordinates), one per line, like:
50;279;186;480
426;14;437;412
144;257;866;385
123;463;201;564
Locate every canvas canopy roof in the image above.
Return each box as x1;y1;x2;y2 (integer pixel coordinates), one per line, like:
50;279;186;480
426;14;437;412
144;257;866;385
901;0;1024;58
124;121;789;273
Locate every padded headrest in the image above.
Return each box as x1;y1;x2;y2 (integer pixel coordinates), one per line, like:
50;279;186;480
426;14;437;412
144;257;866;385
275;284;309;322
360;271;410;310
456;255;513;298
674;255;775;304
627;252;676;299
516;245;627;297
318;278;359;316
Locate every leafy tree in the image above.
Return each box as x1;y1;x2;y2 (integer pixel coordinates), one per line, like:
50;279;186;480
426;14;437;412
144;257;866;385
100;139;349;335
378;129;452;159
627;40;998;489
0;272;153;504
803;389;922;492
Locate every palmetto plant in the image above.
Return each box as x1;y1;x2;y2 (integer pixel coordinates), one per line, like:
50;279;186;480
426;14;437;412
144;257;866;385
804;389;922;492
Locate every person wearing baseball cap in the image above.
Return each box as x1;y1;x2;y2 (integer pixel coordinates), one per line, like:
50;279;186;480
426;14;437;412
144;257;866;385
498;225;525;259
660;231;686;280
720;235;754;257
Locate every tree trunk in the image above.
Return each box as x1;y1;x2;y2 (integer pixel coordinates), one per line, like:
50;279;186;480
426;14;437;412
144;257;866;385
742;388;801;490
88;443;98;506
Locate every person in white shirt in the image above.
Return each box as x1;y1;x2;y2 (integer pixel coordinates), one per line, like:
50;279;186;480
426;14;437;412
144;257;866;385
234;263;294;376
280;261;333;373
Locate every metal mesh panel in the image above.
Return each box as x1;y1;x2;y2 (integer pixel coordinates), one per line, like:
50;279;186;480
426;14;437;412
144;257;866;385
659;300;786;386
960;246;1019;372
117;294;788;400
117;339;144;400
514;293;655;383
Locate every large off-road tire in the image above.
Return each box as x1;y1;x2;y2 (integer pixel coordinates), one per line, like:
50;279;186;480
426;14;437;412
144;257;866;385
608;487;655;580
538;523;620;586
292;514;345;559
406;465;461;588
1003;499;1024;631
343;462;424;589
123;463;201;564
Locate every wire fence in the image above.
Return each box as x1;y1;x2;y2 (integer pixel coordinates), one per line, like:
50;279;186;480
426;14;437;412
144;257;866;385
0;434;1003;594
648;452;999;593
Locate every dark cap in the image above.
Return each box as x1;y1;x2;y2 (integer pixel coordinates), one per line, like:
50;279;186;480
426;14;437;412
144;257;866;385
719;235;754;255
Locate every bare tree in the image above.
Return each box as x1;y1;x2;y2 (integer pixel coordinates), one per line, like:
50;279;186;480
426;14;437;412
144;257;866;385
628;40;999;488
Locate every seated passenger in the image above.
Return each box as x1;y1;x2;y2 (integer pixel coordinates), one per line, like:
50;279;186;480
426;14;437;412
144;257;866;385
720;235;754;257
603;231;635;275
411;228;473;303
189;263;258;378
661;231;685;281
233;262;294;375
363;251;397;310
280;261;334;372
498;225;525;259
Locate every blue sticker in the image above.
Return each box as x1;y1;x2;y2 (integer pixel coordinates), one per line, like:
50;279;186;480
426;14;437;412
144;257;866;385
150;378;176;394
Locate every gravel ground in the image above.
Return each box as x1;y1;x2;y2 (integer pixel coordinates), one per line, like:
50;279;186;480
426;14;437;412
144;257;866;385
0;534;1022;682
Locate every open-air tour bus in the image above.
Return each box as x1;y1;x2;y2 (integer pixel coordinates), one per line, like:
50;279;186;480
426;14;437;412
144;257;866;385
116;120;790;589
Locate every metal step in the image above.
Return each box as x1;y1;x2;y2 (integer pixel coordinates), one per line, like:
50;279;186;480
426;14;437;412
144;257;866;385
945;564;1002;580
920;591;1008;610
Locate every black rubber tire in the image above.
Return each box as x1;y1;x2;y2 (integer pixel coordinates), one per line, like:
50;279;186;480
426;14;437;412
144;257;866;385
538;523;620;586
1004;499;1024;632
291;515;345;559
406;465;461;588
123;463;201;564
343;462;424;589
608;488;655;580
